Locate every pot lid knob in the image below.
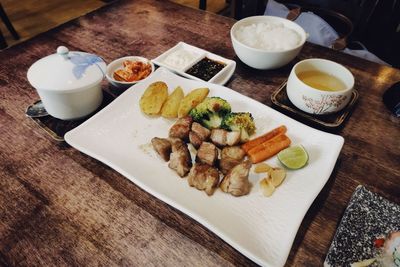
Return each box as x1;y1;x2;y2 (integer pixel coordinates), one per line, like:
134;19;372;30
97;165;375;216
57;46;69;59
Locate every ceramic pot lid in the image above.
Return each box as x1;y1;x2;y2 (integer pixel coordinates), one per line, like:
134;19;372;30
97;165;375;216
27;46;106;92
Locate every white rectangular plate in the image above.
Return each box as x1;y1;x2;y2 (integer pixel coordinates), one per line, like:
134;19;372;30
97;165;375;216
152;42;236;85
65;67;344;267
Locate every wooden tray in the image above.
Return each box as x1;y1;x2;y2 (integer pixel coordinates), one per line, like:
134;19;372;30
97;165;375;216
27;90;116;141
271;81;359;131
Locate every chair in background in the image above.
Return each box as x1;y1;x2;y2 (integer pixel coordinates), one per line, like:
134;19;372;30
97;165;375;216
0;2;20;49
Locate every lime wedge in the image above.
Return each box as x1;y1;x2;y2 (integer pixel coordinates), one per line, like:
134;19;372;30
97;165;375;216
277;145;308;169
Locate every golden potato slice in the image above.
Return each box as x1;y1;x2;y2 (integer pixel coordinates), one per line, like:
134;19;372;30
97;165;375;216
177;87;209;118
260;177;275;197
139;81;168;115
254;163;273;174
161;86;184;118
271;168;286;187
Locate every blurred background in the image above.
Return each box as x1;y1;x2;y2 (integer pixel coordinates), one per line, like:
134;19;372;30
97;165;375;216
0;0;399;67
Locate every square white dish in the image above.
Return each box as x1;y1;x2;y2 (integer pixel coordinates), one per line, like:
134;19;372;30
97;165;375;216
65;67;344;267
152;42;236;85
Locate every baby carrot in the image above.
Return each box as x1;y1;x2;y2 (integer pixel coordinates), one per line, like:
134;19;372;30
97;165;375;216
248;134;291;163
242;125;287;153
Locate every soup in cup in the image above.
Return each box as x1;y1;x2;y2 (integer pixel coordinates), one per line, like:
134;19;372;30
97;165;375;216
286;58;354;114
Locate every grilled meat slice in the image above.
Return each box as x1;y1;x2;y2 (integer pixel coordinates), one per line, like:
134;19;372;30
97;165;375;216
169;116;193;140
191;122;211;140
220;160;252;197
219;146;246;174
189;131;202;149
168;138;192;177
210;128;227;146
188;163;220;196
151;137;171;161
226;131;241;146
196;142;218;166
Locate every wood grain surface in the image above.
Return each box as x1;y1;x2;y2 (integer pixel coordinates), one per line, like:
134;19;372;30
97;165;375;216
0;0;399;266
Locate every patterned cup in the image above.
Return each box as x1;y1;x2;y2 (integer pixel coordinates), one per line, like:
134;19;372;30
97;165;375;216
287;58;354;114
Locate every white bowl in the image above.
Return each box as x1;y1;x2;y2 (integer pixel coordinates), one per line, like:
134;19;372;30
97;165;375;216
231;16;307;70
27;46;106;120
286;58;354;114
106;56;155;89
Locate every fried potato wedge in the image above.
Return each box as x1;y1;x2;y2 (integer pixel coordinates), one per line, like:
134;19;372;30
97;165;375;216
161;86;184;118
139;81;168;115
177;87;209;118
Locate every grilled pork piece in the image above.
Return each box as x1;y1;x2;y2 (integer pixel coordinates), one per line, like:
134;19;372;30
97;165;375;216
196;142;218;166
151;137;171;161
188;163;220;196
168;138;192;177
210;129;241;147
191;122;211;140
169;116;193;140
189;131;202;149
219;146;246;174
220;160;252;197
210;129;227;146
226;131;241;146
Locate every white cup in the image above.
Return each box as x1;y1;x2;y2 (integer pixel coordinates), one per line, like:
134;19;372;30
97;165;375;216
286;58;354;114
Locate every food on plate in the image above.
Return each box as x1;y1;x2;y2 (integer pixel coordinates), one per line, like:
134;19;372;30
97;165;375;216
277;145;309;169
220;160;252;196
114;60;152;82
235;22;301;51
270;168;286;187
161;86;184;118
163;48;200;71
196;142;218;166
169;116;193;140
209;128;241;147
259;166;287;197
140;81;168;115
350;231;400;267
189;97;231;129
178;87;209;118
191;122;211;140
168;138;192;177
185;57;227;81
221;112;256;143
189;122;211;149
242;125;287;153
247;134;291;163
210;129;227;147
254;163;273;173
151;137;171;161
260;177;275;197
188;163;220;196
219;146;246;174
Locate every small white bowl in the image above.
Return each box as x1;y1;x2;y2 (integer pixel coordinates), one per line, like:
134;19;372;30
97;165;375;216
286;58;354;114
231;16;307;70
106;56;155;89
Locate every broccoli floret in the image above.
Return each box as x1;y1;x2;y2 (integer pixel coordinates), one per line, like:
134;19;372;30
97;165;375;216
221;112;256;142
189;97;231;129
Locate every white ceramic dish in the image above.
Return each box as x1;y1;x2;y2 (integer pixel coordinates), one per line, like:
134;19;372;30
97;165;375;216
231;16;307;70
152;42;236;85
65;67;344;267
106;56;155;89
27;46;106;120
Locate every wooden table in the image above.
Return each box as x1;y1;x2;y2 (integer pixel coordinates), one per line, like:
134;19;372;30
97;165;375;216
0;0;399;266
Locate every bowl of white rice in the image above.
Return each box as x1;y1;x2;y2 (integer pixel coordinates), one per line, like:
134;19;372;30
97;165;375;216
231;16;307;69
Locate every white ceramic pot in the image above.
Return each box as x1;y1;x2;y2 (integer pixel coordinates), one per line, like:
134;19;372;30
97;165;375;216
287;58;354;114
231;16;307;70
27;46;106;120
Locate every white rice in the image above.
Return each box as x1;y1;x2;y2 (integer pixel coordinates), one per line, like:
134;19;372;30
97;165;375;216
235;22;301;51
